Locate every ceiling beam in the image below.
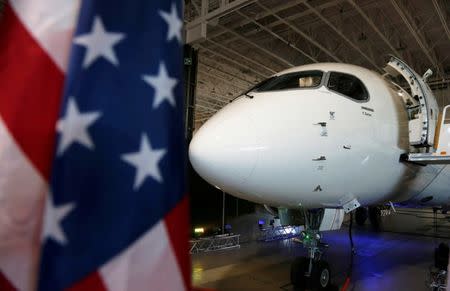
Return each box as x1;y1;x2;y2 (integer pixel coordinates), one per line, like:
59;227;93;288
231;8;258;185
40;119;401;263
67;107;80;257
346;0;401;58
195;100;227;113
302;1;381;71
431;0;450;42
389;0;443;76
217;24;295;68
256;2;343;63
197;70;248;91
196;97;224;107
186;0;256;29
236;10;318;63
195;103;219;112
198;45;268;79
207;0;341;41
195;116;213;123
198;59;255;85
188;0;200;16
195;96;229;112
196;94;231;105
205;39;277;74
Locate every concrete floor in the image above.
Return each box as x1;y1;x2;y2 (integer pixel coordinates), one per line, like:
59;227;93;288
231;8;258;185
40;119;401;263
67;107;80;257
192;226;443;290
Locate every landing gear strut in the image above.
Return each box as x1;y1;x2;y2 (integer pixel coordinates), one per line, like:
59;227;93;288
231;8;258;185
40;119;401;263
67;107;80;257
290;209;331;290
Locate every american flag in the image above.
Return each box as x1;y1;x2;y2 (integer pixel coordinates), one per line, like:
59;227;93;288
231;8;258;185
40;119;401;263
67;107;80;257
0;0;189;290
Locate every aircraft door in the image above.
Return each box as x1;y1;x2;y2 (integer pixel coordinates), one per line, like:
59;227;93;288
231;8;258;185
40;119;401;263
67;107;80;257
436;105;450;155
384;56;439;147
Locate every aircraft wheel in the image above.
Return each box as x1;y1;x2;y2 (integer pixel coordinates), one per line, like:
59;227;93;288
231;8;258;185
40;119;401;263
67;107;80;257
311;260;331;290
290;257;309;290
355;207;368;226
368;206;381;231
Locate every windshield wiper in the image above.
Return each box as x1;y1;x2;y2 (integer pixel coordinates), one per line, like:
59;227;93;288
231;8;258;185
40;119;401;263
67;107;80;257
230;91;254;103
244;92;254;99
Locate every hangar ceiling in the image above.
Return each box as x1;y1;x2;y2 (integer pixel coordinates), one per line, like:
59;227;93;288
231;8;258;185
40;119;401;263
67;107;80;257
184;0;450;128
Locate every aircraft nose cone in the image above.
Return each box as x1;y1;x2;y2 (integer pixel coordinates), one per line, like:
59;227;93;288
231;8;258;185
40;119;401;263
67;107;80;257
189;107;259;190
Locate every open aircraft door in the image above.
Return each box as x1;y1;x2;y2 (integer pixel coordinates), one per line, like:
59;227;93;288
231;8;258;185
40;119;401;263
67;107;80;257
384;56;440;148
436;105;450;155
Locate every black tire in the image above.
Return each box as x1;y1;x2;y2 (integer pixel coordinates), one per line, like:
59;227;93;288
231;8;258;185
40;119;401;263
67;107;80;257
355;207;368;226
368;206;381;231
434;243;449;270
311;260;331;290
290;257;309;290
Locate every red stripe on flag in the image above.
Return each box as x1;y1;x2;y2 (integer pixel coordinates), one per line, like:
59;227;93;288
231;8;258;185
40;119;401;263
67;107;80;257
164;194;191;289
0;271;17;291
0;4;64;180
66;271;107;291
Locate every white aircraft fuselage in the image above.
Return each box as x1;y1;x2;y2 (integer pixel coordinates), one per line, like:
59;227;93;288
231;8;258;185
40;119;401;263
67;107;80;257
189;63;450;209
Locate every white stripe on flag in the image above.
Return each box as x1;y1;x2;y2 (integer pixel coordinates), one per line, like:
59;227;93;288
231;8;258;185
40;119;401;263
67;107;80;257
100;220;186;291
0;117;48;291
10;0;80;72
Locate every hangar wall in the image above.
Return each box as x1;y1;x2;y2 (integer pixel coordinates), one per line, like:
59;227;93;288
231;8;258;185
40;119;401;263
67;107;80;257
434;86;450;109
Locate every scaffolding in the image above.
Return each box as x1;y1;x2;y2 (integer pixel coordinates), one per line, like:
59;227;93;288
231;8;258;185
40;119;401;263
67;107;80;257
259;225;304;242
427;267;447;290
190;234;240;254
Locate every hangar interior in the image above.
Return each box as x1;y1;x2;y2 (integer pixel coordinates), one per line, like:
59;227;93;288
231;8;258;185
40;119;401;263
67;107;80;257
185;0;450;290
0;0;449;290
185;0;450;129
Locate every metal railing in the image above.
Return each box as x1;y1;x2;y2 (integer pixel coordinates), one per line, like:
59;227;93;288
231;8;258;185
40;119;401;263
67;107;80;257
190;234;240;254
259;225;304;242
427;267;447;290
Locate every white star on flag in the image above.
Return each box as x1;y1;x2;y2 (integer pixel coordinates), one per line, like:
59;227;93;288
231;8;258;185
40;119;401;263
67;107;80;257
42;194;75;245
159;3;183;44
74;16;125;68
56;98;101;155
142;62;178;108
122;134;167;190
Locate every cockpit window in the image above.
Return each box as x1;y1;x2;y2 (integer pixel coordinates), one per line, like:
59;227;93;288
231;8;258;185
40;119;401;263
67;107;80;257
327;72;368;101
253;71;323;92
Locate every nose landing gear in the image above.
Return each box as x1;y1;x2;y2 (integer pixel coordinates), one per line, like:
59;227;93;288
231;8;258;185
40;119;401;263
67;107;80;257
291;257;331;290
290;209;334;290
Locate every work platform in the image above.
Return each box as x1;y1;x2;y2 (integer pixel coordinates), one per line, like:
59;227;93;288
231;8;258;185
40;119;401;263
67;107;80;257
405;153;450;165
404;103;450;165
259;225;303;242
190;234;241;254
